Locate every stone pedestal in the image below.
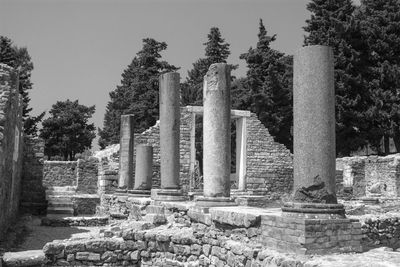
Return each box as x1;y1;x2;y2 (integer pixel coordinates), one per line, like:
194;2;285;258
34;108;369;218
196;63;235;207
129;144;153;197
155;72;184;201
269;46;361;255
118;115;135;190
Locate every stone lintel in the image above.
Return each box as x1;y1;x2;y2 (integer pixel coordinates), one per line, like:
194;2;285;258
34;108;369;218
185;105;251;118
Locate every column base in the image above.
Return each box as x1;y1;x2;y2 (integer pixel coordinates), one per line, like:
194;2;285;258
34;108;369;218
282;202;345;219
195;196;237;207
151;188;186;201
127;189;151;197
115;188;128;195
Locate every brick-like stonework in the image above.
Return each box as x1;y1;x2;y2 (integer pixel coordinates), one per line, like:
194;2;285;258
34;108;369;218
43;158;99;194
336;155;400;198
76;157;99;194
96;107;293;198
20;137;46;214
0;64;24;241
43;161;78;187
261;215;362;255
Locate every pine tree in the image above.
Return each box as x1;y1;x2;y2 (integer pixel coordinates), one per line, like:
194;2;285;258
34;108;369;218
182;27;236;106
0;36;45;136
40;100;96;160
357;0;400;154
304;0;369;156
98;38;177;148
240;19;293;150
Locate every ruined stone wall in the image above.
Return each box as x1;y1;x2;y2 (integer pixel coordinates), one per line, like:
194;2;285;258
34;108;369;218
20;137;46;214
43;161;77;187
245;113;293;197
0;64;24;241
43;159;99;193
336;155;400;198
95;108;293;197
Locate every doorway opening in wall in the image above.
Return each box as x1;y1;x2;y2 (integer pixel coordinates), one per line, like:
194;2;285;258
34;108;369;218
187;106;249;192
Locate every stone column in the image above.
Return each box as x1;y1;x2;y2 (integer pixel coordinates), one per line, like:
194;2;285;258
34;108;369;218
196;63;235;206
129;144;153;196
152;72;184;201
284;45;343;217
118;114;135;191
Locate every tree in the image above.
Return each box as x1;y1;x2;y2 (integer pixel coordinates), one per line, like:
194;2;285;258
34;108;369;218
182;27;237;106
98;38;178;148
0;36;45;136
40;100;96;160
356;0;400;154
240;19;293;150
304;0;369;156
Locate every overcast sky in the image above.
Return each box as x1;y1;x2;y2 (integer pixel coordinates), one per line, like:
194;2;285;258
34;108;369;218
0;0;360;150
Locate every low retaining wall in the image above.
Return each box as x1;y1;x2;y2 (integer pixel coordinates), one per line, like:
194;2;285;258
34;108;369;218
358;214;400;250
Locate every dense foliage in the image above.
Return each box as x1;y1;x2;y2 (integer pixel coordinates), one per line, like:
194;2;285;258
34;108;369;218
181;27;237;106
98;38;178;149
240;20;293;151
357;0;400;154
40;100;96;160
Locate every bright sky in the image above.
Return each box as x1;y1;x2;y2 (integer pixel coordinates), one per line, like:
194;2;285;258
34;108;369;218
0;0;360;150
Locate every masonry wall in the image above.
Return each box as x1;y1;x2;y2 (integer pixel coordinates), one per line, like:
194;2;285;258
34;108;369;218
20;137;46;214
96;107;293;198
43;161;77;187
336;154;400;198
0;64;24;241
245;113;293;197
76;157;99;194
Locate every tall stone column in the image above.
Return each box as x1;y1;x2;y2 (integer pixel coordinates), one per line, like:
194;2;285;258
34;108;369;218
196;63;235;207
128;144;153;196
283;45;343;217
152;72;184;201
118;115;135;191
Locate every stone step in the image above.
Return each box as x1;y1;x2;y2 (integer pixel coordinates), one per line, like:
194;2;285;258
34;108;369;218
47;202;73;208
46;186;76;192
46;196;73;202
47;207;74;215
46;190;76;196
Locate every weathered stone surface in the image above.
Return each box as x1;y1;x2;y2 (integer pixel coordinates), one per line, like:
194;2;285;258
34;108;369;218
2;250;45;267
133;145;153;190
118;114;135;189
202;63;231;198
159;72;181;189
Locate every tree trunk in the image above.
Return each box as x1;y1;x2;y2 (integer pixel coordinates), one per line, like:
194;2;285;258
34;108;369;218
384;135;390;155
393;127;400;152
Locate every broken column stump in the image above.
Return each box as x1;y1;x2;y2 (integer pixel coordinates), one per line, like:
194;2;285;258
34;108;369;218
128;144;153;197
117;114;135;193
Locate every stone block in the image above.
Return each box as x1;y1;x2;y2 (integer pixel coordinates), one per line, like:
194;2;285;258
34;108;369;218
210;207;261;228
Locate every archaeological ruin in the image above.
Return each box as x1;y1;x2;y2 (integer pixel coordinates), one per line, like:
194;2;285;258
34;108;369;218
1;47;400;266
